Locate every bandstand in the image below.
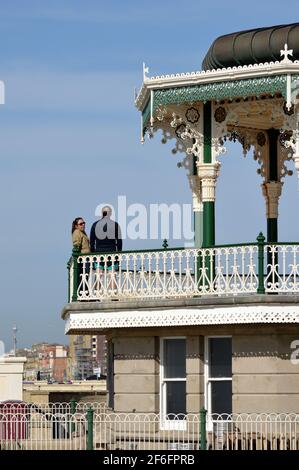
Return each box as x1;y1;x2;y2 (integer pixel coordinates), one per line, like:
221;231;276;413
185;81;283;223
62;23;299;423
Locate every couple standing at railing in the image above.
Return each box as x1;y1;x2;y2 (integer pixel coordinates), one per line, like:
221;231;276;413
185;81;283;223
71;206;122;296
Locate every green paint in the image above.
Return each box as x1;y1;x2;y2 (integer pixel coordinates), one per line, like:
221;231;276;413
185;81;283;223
257;232;265;294
72;245;80;302
142;75;295;129
70;399;77;434
267;129;279;182
203;202;215;247
201;103;214;287
142;98;151;128
200;407;207;450
67;258;71;303
202;102;213;247
153;75;289;108
267;129;279;252
267;218;278;281
267;218;278;243
87;407;94;450
202;202;215;288
203;102;212;164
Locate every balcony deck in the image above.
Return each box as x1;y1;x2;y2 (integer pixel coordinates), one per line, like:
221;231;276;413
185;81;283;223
63;240;299;333
68;240;299;301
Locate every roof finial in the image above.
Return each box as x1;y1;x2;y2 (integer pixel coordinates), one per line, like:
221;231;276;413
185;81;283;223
143;62;149;81
280;43;293;64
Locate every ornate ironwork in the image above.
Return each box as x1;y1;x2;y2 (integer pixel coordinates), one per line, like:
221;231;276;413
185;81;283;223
283;101;295;115
175;123;187;139
257;132;266;147
279;130;293;147
214;106;227;123
185;107;200;123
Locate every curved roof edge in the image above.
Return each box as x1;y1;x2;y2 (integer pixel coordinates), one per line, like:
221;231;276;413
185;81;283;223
202;22;299;71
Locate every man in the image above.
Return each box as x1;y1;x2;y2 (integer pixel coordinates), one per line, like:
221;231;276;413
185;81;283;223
90;205;122;253
90;206;122;297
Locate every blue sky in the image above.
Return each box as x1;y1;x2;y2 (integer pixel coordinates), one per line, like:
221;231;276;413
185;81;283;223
0;0;299;349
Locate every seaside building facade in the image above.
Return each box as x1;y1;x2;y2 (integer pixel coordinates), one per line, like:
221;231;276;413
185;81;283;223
62;23;299;423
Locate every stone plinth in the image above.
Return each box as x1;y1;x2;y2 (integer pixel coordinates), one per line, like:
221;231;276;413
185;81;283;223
0;357;27;401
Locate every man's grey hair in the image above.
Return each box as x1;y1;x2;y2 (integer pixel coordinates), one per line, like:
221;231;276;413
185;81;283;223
102;205;112;216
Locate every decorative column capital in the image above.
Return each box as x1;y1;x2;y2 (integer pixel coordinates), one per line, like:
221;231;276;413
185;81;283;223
188;175;202;212
261;181;283;218
197;162;221;202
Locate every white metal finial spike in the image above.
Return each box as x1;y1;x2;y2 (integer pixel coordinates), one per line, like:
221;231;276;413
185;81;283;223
280;43;293;64
143;62;149;81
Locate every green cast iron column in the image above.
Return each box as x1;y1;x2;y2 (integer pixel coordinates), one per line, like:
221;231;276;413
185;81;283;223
200;407;207;450
203;102;215;248
193;153;203;248
267;129;279;243
87;407;94;450
266;129;279;274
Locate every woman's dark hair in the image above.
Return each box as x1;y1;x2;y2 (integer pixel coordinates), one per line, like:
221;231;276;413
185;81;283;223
72;217;83;233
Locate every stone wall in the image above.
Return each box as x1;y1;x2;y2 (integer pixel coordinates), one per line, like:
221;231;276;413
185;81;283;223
109;325;299;414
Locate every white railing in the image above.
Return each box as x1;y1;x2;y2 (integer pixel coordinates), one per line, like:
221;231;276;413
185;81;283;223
94;413;200;450
69;257;74;303
0;402;108;414
69;243;299;301
1;409;299;450
0;411;87;450
265;244;299;293
208;413;299;450
71;245;259;301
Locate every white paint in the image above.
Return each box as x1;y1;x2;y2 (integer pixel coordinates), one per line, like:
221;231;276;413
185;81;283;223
0;357;27;401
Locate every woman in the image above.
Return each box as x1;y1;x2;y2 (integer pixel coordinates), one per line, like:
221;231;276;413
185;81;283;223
72;217;90;253
72;217;90;296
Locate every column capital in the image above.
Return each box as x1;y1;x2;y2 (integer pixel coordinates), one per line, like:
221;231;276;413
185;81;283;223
197;162;221;203
261;181;283;218
197;162;221;179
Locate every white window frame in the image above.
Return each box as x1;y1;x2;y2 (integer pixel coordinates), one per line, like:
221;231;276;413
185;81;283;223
204;336;232;430
160;337;186;430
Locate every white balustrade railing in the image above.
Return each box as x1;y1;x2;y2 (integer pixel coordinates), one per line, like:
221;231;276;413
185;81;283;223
0;401;108;414
208;413;299;450
69;243;299;301
71;245;259;301
265;244;299;293
1;408;299;450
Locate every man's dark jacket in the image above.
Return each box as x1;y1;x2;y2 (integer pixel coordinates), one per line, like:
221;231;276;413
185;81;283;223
90;216;122;253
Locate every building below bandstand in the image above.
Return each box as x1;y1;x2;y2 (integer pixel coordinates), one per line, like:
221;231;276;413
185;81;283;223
62;23;299;424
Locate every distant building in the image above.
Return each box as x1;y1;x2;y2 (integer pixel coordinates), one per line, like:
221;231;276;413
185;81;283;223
18;343;68;382
69;335;106;379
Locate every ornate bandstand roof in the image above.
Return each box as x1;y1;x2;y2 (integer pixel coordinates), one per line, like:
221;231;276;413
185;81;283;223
202;23;299;71
135;23;299;131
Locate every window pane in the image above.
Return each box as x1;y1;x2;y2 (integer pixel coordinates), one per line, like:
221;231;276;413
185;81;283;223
166;381;186;416
164;339;186;378
209;338;232;378
211;381;232;415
